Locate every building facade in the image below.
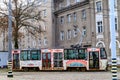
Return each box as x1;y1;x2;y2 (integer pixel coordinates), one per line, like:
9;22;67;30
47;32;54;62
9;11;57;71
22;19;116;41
19;0;55;49
0;0;120;63
53;0;120;63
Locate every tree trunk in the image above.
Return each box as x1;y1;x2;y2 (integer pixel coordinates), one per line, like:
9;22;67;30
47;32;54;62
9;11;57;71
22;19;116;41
14;29;19;49
3;28;5;51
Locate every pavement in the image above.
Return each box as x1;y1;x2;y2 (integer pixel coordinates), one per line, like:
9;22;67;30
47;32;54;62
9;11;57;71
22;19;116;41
0;71;120;80
1;68;120;80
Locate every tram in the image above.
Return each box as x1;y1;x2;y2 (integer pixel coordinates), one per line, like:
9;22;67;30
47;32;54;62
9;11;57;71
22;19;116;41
12;47;108;71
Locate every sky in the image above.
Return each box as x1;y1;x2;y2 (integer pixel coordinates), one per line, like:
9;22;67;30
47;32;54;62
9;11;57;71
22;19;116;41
0;0;5;8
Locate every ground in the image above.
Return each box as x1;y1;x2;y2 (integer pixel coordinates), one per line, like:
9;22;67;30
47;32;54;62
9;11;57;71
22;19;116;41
0;69;120;80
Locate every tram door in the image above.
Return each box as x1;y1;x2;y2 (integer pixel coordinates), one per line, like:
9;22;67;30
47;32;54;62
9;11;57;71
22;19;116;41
12;50;20;69
53;52;63;67
89;51;99;69
42;53;51;69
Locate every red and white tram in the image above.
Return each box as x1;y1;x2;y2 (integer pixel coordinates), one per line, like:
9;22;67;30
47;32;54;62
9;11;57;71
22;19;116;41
12;47;108;71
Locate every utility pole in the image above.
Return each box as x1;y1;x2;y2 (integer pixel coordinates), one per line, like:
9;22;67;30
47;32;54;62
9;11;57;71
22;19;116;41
109;0;117;80
7;0;13;77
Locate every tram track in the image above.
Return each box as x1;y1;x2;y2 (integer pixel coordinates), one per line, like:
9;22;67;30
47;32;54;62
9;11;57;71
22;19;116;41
12;69;109;72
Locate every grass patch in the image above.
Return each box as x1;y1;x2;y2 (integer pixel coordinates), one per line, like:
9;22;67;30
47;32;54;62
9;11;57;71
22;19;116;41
0;68;9;72
107;66;120;72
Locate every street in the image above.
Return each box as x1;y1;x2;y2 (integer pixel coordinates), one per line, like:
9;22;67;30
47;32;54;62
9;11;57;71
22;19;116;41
1;71;120;80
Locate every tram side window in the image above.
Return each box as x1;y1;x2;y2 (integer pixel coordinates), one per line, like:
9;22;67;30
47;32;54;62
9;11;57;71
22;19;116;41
78;49;86;59
64;50;67;59
100;48;107;59
69;50;76;59
42;53;46;59
64;49;74;59
64;49;87;60
54;52;62;59
48;53;51;59
64;49;79;60
31;50;41;60
59;53;62;59
13;54;19;60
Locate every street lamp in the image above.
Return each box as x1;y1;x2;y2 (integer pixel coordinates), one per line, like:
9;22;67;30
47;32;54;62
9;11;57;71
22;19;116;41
7;0;13;77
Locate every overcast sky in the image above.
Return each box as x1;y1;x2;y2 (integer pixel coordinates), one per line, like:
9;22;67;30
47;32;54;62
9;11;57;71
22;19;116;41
0;0;6;8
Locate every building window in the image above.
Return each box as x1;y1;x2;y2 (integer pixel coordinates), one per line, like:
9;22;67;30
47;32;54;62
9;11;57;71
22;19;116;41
59;2;64;9
38;21;46;31
60;16;64;24
82;9;86;20
73;12;77;22
114;0;117;8
59;3;62;9
115;18;118;31
67;14;71;23
97;21;103;33
43;9;47;17
67;30;71;40
44;37;48;46
60;31;64;40
75;0;80;3
39;38;41;46
67;0;70;6
96;1;102;12
37;0;42;4
33;41;36;48
43;0;47;3
73;28;77;37
83;26;86;36
97;43;104;48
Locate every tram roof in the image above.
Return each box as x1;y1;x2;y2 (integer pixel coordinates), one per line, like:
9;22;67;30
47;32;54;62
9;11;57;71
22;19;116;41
20;48;41;51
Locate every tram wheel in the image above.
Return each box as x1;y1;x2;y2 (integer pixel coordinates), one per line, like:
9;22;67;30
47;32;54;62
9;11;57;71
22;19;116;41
24;67;29;72
105;66;108;71
67;67;71;71
81;68;86;72
76;67;80;71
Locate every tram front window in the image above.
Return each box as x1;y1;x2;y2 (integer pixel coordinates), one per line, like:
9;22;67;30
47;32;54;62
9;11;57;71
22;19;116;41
20;50;41;60
20;50;30;60
100;48;107;59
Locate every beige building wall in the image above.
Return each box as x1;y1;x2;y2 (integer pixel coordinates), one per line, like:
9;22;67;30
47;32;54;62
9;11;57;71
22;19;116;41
54;0;95;48
19;0;55;49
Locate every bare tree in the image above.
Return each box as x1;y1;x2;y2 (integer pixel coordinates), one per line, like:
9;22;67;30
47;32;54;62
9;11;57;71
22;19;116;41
0;0;45;49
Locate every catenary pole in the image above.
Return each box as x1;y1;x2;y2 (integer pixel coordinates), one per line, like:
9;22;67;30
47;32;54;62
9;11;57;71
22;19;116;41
109;0;117;80
7;0;13;77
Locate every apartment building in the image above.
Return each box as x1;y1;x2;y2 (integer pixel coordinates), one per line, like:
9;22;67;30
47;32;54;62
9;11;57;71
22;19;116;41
0;0;120;63
53;0;120;63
